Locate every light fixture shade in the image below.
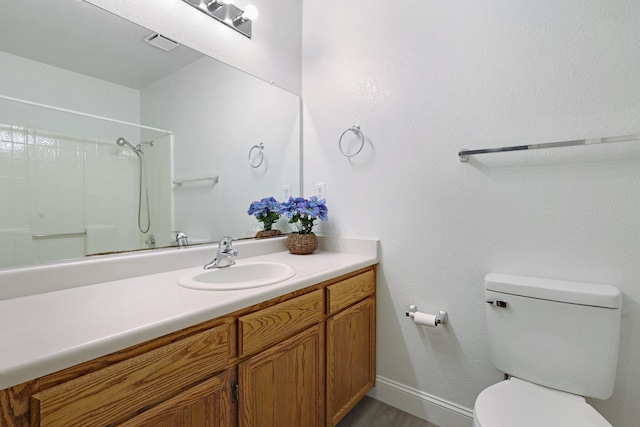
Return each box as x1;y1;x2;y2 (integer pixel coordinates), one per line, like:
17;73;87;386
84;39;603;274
241;4;258;21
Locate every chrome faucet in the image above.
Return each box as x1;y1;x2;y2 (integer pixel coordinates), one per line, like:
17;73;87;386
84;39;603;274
204;236;238;269
174;231;189;247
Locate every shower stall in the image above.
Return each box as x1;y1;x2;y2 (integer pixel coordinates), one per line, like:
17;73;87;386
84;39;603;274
0;95;173;269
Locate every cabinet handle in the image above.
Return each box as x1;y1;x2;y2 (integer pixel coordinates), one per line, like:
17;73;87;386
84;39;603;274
231;380;239;403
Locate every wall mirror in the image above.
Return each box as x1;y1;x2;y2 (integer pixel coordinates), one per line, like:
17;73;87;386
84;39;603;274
0;0;301;270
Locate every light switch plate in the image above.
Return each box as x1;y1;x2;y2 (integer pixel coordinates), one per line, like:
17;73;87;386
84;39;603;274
314;183;326;200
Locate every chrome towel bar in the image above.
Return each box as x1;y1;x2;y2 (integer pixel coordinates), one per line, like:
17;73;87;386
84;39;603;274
172;176;219;186
459;133;640;162
32;232;87;240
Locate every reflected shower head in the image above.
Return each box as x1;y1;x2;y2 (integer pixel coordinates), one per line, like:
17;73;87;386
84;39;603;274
116;137;142;156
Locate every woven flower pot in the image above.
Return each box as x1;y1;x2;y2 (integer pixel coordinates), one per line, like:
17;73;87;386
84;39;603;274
255;229;281;239
286;232;318;255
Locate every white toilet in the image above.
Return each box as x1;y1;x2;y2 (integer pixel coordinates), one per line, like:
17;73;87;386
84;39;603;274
473;273;622;427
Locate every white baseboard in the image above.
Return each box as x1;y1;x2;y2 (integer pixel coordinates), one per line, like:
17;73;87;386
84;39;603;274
367;376;474;427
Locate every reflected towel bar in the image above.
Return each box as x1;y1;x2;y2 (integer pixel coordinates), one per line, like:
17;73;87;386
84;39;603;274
458;133;640;162
173;176;219;186
32;232;87;240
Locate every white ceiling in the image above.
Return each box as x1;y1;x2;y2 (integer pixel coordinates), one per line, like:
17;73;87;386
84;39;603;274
0;0;203;89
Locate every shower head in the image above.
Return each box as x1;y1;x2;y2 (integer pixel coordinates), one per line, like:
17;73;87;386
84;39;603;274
117;137;135;149
116;137;143;156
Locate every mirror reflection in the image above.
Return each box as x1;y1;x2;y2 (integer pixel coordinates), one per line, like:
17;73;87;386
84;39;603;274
0;0;300;270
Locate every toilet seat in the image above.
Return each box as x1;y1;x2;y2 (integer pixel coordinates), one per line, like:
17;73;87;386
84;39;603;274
473;377;612;427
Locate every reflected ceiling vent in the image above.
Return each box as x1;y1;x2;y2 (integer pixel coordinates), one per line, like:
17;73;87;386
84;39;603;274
181;0;258;39
144;33;180;52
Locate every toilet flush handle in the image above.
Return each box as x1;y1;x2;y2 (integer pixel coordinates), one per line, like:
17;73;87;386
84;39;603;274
485;299;508;308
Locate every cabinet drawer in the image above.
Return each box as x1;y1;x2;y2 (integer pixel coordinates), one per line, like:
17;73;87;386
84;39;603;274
326;269;375;315
31;324;229;427
239;289;323;358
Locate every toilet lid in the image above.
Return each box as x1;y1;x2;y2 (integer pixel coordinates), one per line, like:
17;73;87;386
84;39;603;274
474;378;612;427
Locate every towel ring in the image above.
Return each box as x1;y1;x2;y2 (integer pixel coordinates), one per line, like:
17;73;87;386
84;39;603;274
248;143;265;168
339;125;364;157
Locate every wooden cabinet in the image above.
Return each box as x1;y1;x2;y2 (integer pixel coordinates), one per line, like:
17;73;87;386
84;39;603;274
0;266;376;427
118;369;236;427
238;324;324;427
238;289;324;358
325;268;376;427
31;324;231;427
326;298;376;426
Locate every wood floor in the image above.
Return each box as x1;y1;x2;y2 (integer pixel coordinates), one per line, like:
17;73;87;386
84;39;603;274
336;397;440;427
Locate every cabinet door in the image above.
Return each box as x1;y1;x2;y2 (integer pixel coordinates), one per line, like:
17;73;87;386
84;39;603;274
238;323;324;427
326;297;376;427
116;369;236;427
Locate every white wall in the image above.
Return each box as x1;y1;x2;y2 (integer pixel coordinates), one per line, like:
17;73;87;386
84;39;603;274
0;51;140;133
141;56;300;242
302;1;640;426
87;0;302;95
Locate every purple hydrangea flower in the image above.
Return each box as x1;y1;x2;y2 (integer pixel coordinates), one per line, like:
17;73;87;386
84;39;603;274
247;197;281;230
278;196;328;234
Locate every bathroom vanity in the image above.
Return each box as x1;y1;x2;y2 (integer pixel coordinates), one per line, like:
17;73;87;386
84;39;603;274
0;237;378;427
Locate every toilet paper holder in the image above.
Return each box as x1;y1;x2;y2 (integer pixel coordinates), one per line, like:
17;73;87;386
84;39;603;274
405;305;448;325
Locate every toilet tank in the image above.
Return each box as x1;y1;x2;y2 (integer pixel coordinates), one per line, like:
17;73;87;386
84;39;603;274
484;273;622;400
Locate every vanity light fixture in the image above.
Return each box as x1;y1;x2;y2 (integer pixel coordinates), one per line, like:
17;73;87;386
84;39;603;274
207;0;229;12
182;0;258;38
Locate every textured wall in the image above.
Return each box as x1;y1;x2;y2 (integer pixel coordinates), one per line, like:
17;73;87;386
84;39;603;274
87;0;302;95
302;1;640;426
140;56;300;243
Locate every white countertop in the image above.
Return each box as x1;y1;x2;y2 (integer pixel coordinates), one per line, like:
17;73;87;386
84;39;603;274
0;236;379;390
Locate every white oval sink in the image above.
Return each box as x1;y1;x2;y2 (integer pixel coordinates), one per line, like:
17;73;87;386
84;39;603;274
178;262;296;290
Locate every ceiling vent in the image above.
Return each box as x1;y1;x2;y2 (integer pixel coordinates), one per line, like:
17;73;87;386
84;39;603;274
144;33;180;52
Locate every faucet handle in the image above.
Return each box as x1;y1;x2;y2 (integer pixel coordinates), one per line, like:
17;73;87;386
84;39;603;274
174;231;188;246
219;236;235;248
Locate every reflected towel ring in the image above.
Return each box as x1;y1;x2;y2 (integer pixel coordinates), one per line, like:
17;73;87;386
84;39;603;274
248;142;265;168
339;125;364;157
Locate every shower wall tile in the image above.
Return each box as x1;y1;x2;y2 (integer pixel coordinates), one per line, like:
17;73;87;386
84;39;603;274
83;141;99;164
12;159;26;177
0;124;10;141
0;198;11;228
11;126;25;143
11;176;27;194
33;162;57;179
12;194;28;210
31;177;57;196
0;176;10;193
0;193;11;208
2;122;168;265
12;210;30;228
0;229;32;269
0;159;11;177
0;141;11;159
33;237;84;265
